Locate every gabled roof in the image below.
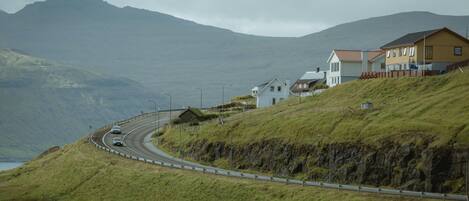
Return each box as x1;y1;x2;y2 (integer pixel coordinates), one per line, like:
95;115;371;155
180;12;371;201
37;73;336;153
381;27;469;49
252;78;287;94
179;107;204;118
327;50;384;63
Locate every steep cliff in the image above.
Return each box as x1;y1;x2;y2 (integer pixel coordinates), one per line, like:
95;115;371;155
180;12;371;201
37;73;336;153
161;71;469;193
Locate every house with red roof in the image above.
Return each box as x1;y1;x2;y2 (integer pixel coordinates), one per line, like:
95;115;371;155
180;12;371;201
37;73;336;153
326;49;385;87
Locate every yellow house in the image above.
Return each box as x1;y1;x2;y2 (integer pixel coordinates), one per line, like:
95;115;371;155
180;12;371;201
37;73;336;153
381;27;469;72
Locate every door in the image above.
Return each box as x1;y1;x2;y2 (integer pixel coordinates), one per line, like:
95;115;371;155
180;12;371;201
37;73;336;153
272;98;276;105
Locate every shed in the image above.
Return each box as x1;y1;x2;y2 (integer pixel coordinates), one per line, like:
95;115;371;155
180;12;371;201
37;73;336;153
178;107;204;123
361;101;374;110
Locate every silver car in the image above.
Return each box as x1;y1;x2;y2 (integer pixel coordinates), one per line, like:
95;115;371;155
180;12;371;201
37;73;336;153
112;137;124;146
110;125;122;134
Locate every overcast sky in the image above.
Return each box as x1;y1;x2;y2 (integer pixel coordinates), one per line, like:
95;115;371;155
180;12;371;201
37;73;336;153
1;0;468;37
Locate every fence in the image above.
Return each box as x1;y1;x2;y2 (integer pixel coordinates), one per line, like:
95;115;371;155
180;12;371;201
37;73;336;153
88;114;468;201
447;60;469;72
360;70;440;80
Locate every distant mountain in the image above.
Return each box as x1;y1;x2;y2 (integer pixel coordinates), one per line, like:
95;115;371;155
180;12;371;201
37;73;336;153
1;0;468;108
1;0;469;160
301;11;469;49
0;49;154;161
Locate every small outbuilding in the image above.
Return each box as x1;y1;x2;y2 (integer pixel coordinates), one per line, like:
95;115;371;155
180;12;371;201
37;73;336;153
361;101;374;110
178;107;204;123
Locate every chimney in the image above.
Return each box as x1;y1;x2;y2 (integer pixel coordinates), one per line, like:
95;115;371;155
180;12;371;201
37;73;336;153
361;50;369;73
316;67;320;73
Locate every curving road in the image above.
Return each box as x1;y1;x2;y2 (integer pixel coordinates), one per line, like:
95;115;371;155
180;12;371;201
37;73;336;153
101;112;222;170
91;113;467;201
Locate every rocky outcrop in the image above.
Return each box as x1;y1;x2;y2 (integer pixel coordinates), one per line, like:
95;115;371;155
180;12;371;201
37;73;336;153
162;137;469;193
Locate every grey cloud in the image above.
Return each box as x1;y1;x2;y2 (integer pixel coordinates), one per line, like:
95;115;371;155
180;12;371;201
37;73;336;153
2;0;468;36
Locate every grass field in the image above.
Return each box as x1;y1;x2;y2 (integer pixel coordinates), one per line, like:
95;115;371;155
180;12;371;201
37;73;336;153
162;70;469;148
0;139;437;201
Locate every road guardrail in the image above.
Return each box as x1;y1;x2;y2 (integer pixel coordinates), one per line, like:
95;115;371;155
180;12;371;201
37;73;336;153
88;114;468;201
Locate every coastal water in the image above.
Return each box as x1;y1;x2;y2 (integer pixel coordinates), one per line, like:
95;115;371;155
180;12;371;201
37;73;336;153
0;162;23;171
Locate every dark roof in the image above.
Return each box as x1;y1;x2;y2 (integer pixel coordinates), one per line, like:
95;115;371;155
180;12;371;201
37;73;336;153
381;28;442;49
179;107;204;118
381;27;469;49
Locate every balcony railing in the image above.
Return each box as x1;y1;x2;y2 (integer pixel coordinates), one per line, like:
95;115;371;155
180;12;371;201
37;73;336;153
360;70;440;80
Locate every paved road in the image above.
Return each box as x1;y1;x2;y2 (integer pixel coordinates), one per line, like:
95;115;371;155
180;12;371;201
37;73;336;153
92;113;467;201
102;113;223;170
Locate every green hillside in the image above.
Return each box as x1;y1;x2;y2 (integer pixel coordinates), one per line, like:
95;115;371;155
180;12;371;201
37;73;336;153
163;70;469;148
159;71;469;193
0;139;433;201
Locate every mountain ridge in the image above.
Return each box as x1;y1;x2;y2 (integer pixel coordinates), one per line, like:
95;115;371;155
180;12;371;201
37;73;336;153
0;49;156;161
1;0;469;160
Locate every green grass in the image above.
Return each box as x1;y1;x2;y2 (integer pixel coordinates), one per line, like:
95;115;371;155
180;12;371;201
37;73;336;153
0;139;431;201
162;71;469;148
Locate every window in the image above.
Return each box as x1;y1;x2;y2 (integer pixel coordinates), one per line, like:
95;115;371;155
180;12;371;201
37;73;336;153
277;86;282;92
425;46;433;60
409;47;415;57
331;63;340;72
392;49;397;57
270;86;275;92
381;63;386;70
398;48;403;57
403;48;407;56
454;47;462;56
386;50;391;58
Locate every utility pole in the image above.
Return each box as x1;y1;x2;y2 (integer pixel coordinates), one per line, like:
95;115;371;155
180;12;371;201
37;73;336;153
423;34;426;71
148;100;158;140
199;88;203;109
164;93;172;126
220;85;225;124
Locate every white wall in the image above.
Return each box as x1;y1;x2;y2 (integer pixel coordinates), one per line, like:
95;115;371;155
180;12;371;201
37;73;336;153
327;53;341;87
371;56;385;72
256;79;290;108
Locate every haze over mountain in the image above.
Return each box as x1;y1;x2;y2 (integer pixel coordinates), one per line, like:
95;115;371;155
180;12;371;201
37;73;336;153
1;0;469;160
1;0;468;107
0;49;154;161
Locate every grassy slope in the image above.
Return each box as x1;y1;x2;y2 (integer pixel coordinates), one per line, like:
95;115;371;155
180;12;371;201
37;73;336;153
162;71;469;148
0;140;430;201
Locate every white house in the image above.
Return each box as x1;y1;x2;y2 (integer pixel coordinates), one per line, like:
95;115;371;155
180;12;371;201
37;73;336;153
326;49;385;87
251;78;290;108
